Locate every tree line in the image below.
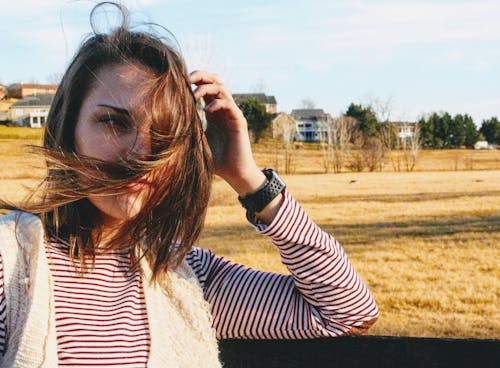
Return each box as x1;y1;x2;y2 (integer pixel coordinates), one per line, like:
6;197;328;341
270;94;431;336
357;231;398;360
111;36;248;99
236;97;499;148
235;97;498;173
345;103;498;148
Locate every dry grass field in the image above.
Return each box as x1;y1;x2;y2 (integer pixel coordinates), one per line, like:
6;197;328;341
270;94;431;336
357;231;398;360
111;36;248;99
255;141;500;173
0;129;499;339
206;171;499;339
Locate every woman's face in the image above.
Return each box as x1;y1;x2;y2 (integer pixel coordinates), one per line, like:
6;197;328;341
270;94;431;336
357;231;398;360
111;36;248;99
74;63;154;227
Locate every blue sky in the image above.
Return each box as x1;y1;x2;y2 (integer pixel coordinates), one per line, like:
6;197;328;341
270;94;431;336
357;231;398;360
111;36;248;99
1;0;499;125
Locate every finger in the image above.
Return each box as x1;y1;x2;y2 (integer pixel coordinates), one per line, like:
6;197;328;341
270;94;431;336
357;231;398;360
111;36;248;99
204;98;232;114
193;83;231;101
190;70;222;85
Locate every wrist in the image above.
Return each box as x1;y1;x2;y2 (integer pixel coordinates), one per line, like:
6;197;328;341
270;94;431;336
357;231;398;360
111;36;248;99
238;168;286;215
225;166;267;196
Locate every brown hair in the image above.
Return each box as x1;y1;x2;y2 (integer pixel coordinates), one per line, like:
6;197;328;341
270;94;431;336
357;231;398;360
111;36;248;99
2;2;214;281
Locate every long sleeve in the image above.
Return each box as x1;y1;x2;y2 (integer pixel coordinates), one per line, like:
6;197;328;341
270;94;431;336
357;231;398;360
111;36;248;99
186;190;379;339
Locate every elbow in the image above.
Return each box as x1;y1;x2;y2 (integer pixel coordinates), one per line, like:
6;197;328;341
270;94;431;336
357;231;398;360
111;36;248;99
345;302;380;336
346;315;379;335
348;296;380;335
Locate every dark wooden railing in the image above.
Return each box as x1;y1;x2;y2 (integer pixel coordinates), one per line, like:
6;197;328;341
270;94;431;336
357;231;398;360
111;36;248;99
219;336;499;367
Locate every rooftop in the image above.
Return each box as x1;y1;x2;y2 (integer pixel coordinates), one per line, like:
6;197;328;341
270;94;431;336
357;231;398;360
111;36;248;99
233;93;277;105
11;94;54;107
291;109;329;121
9;83;58;89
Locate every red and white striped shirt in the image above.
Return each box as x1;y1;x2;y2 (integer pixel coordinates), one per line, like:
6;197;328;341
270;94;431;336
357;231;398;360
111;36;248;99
0;190;379;366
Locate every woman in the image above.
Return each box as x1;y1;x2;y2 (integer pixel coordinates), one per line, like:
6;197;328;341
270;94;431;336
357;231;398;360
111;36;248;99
0;3;378;367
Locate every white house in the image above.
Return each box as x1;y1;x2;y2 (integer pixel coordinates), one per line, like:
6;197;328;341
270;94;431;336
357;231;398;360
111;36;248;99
9;94;53;127
392;121;417;140
291;109;332;142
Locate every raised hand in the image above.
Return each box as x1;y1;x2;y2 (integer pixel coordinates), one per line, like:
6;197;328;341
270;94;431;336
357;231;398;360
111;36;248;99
190;70;266;197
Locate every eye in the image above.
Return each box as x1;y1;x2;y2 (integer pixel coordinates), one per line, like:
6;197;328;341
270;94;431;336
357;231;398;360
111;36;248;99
98;114;133;134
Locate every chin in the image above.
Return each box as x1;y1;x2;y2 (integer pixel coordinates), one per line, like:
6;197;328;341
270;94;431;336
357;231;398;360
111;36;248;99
90;191;147;224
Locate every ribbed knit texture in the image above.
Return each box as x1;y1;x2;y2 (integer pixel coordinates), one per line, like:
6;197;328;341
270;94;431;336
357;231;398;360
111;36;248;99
0;212;220;368
0;211;59;367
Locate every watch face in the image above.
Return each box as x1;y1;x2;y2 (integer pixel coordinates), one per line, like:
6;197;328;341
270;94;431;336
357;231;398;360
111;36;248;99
238;169;285;213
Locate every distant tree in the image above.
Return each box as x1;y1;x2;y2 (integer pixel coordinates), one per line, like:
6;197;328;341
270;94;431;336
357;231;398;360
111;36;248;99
320;115;357;173
419;115;433;148
300;98;316;109
479;117;500;144
448;114;466;147
345;103;378;137
367;96;394;123
417;112;479;149
461;114;480;147
238;98;272;143
437;112;453;148
419;112;453;148
378;121;398;149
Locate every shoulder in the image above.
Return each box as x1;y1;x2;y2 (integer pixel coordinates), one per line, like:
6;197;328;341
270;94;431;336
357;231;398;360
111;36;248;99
184;247;217;288
0;210;40;228
0;211;43;253
185;247;215;267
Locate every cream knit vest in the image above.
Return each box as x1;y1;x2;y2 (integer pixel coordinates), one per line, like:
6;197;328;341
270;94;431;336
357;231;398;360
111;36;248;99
0;211;221;368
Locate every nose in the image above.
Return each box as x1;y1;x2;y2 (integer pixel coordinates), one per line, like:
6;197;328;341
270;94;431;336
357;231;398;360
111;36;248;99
129;130;151;155
115;128;151;159
131;130;151;156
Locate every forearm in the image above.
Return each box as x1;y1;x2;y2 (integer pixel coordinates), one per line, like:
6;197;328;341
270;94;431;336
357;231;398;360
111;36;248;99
254;190;379;334
188;191;379;339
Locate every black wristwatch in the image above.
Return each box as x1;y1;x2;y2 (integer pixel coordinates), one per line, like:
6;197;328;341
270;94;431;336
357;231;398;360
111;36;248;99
238;168;286;213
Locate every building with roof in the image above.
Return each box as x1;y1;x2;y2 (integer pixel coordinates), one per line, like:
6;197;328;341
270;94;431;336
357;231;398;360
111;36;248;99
392;121;417;140
233;93;277;114
8;94;54;127
8;83;58;99
272;112;297;142
291;109;332;142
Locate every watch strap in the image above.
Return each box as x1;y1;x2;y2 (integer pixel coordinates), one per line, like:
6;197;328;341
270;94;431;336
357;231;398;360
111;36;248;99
238;168;286;213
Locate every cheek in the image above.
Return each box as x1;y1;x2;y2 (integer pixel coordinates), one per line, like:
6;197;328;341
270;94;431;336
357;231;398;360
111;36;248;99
74;121;119;160
75;123;97;157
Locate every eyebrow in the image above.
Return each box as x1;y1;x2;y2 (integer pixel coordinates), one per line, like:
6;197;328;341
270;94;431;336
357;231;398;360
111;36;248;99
96;104;131;116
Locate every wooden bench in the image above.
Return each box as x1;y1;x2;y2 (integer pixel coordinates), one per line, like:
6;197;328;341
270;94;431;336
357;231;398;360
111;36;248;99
219;336;499;367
